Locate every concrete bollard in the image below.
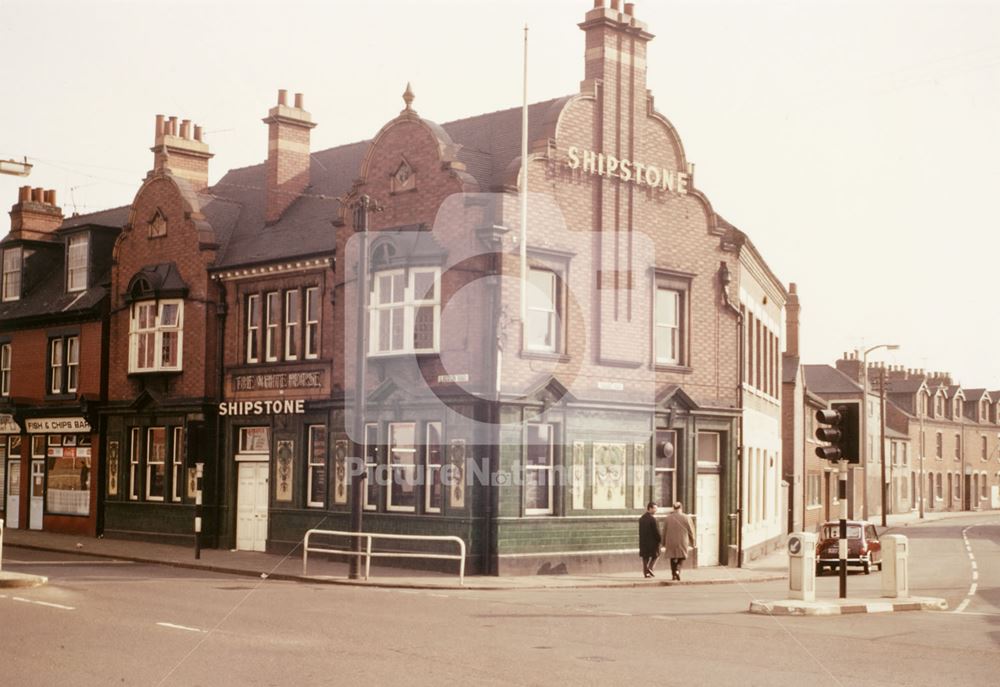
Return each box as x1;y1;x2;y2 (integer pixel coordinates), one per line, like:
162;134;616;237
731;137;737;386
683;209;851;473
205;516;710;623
881;534;909;598
787;531;817;602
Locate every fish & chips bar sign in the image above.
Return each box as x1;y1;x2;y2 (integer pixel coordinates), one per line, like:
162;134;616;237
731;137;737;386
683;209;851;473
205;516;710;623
26;417;92;433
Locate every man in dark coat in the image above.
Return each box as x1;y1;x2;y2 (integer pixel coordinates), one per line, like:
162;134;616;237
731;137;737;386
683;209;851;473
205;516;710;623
662;501;696;581
638;501;661;578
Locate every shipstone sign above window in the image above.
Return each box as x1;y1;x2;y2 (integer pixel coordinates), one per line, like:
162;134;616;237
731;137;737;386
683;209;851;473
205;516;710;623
231;371;324;392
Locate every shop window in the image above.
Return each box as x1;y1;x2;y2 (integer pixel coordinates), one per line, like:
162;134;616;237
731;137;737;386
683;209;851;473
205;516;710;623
305;287;320;359
246;294;261;363
49;335;80;395
526;268;559;353
369;268;440;356
307;425;327;508
363;424;378;510
67;234;89;292
45;434;91;516
525;423;553;515
425;422;443;514
238;426;270;455
146;428;166;501
1;342;10;396
129;300;183;372
171;427;184;503
387;423;417;512
265;291;280;362
654;430;677;507
285;290;300;361
2;246;22;301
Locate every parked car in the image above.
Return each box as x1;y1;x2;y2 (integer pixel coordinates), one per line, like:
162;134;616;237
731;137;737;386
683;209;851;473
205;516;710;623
815;520;882;575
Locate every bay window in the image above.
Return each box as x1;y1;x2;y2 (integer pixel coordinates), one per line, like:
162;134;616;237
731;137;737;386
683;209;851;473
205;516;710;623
307;425;327;508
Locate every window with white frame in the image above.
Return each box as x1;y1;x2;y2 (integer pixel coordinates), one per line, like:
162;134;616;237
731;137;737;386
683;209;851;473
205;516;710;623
387;423;417;511
49;335;79;394
526;268;558;352
891;442;898;466
265;291;280;361
525;423;554;514
654;429;677;507
655;288;681;365
807;472;822;507
952;472;960;500
129;427;140;500
171;427;184;502
363;424;378;510
307;425;327;508
370;268;440;355
0;343;9;396
305;287;319;359
2;247;22;302
425;422;443;514
246;294;261;363
129;300;183;372
67;234;88;292
285;290;300;361
146;427;166;501
982;435;989;461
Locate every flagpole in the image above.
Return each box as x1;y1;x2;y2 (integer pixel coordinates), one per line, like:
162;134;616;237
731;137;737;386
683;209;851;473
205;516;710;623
519;23;529;322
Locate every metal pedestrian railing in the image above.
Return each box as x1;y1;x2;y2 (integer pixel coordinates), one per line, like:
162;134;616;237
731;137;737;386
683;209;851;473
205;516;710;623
302;529;466;585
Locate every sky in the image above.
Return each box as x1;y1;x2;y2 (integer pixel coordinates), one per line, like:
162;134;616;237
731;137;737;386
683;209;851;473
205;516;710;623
1;0;999;388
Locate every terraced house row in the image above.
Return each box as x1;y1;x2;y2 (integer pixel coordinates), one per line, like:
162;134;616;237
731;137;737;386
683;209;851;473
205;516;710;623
4;1;988;574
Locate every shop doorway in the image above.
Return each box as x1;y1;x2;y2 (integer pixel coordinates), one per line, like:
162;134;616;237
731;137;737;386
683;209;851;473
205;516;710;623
236;462;269;552
6;459;19;528
29;459;44;530
696;473;720;566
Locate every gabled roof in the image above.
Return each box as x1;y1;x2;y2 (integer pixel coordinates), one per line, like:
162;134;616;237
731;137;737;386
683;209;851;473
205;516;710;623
946;385;964;400
963;388;990;402
885;376;928;394
206;98;569;269
802;364;862;396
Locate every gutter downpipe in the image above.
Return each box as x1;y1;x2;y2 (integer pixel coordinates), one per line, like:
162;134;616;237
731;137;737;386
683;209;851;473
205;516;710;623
720;261;744;567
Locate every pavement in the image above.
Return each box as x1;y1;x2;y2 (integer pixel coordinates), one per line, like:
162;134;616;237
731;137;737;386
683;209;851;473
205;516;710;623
0;507;989;591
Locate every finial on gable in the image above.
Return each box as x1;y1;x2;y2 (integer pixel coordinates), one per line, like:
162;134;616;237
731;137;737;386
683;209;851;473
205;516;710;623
402;82;416;113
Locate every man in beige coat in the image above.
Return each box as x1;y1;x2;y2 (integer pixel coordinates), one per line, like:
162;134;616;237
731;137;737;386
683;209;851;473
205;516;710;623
661;501;696;581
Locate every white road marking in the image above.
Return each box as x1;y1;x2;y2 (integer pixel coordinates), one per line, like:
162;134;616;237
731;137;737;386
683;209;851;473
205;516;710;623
156;622;206;633
428;593;450;598
971;561;977;570
972;571;978;581
969;583;978;595
955;599;971;613
12;597;75;611
954;526;980;615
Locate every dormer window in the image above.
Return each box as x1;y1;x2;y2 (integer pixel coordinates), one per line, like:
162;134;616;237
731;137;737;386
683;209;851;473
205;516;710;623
67;234;89;292
2;246;22;301
981;399;988;422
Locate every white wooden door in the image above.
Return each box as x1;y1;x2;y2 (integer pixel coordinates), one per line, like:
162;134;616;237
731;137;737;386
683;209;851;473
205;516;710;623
696;474;720;566
29;460;44;530
236;462;269;552
6;460;19;528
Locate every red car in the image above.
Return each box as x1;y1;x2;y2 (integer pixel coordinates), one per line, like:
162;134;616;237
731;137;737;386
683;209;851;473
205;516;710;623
815;520;882;575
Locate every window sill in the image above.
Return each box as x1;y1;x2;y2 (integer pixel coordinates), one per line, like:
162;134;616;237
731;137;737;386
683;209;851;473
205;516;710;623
655;363;693;374
368;351;440;360
127;368;183;377
44;392;77;402
520;350;570;363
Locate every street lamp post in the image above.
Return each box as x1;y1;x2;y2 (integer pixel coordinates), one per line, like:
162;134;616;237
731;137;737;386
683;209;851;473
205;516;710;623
861;343;899;523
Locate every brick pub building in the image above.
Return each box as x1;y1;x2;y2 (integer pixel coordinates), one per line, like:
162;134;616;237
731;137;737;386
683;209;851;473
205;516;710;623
3;1;793;572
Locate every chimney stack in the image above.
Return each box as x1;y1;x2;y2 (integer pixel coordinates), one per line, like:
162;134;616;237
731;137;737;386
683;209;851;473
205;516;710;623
580;0;653;105
8;185;64;241
151;113;213;190
263;89;316;224
836;352;862;384
785;282;800;357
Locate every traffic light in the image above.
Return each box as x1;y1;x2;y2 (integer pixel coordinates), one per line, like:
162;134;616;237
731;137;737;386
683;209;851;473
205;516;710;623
814;402;860;463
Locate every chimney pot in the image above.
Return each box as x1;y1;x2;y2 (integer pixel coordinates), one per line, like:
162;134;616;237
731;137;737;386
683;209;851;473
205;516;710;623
610;0;620;10
294;92;303;109
624;2;634;15
155;114;165;138
32;187;44;203
44;190;56;205
194;125;203;142
593;0;604;7
18;185;31;202
278;89;287;106
180;119;191;139
168;116;178;136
